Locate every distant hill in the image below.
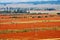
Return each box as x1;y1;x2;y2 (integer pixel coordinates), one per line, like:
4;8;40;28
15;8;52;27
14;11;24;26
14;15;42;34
17;1;60;4
0;1;60;5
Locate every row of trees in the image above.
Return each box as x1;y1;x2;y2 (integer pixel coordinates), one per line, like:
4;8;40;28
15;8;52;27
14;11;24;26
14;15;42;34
0;10;27;13
0;7;56;13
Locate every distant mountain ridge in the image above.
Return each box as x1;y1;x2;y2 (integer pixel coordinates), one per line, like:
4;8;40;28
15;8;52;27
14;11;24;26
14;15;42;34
0;1;60;5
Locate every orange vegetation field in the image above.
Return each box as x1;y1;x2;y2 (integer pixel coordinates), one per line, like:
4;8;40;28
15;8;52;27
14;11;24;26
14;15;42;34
0;14;60;40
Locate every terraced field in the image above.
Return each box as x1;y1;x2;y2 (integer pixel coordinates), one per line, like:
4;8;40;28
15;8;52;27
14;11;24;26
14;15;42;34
0;14;60;40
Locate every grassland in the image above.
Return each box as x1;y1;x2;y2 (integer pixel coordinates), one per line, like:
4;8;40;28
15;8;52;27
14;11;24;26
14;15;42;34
0;13;60;39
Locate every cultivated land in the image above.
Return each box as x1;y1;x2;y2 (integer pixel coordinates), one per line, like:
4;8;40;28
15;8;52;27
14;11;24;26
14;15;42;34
0;13;60;40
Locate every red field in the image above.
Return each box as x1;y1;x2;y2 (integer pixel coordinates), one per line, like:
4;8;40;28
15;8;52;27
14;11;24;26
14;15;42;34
0;14;60;40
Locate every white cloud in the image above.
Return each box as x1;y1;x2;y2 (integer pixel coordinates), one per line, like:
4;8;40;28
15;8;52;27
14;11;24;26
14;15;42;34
0;0;58;2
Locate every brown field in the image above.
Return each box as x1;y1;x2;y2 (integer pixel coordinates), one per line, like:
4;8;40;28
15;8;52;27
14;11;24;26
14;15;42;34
0;14;60;40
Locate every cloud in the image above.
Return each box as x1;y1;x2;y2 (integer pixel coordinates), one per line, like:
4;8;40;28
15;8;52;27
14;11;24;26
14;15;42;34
0;0;58;2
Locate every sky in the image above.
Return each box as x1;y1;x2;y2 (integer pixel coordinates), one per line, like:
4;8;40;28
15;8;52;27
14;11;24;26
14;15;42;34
0;0;59;2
